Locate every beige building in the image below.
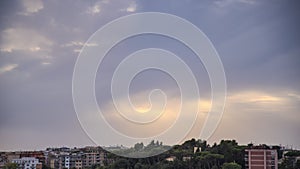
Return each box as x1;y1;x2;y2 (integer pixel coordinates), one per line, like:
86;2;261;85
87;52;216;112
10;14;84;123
74;159;82;169
82;146;106;167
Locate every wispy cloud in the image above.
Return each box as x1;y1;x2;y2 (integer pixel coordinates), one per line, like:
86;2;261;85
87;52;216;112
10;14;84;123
73;49;82;53
126;2;137;12
61;41;98;53
228;90;283;104
62;41;98;47
41;62;51;65
19;0;44;15
0;64;18;75
214;0;256;8
0;28;52;53
288;93;300;100
87;4;101;15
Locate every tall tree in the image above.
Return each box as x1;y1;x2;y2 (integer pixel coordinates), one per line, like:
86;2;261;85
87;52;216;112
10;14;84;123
222;162;242;169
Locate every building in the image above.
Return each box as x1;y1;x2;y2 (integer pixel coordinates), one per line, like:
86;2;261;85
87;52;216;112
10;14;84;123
49;158;58;169
69;153;83;169
20;151;45;166
6;152;21;163
45;146;109;169
0;146;112;169
12;157;42;169
81;146;107;167
245;146;278;169
73;158;83;169
58;153;70;169
45;152;59;169
56;152;85;169
165;156;176;162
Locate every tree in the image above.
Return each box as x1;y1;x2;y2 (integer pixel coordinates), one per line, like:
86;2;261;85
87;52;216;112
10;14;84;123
4;163;18;169
222;162;242;169
42;164;51;169
112;159;130;169
195;152;224;169
134;162;143;169
134;142;144;151
295;160;300;169
211;165;218;169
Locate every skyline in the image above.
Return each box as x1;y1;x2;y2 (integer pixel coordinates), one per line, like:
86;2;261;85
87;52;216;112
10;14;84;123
0;0;300;151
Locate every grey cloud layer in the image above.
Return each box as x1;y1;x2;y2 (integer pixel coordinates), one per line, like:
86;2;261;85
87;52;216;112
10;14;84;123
0;0;299;150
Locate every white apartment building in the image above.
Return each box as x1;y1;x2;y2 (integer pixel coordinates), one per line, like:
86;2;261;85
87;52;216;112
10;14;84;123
12;157;42;169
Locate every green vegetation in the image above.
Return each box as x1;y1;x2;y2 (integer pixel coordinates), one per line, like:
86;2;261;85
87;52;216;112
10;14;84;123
284;150;300;157
97;138;246;169
111;140;171;158
99;139;300;169
279;150;300;169
3;163;18;169
222;162;242;169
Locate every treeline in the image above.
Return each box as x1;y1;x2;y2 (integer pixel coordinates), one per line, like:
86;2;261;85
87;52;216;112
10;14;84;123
279;150;300;169
95;139;246;169
109;140;171;158
91;138;299;169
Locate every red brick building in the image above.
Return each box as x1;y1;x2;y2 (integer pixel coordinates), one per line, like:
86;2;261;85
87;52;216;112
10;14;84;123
245;148;278;169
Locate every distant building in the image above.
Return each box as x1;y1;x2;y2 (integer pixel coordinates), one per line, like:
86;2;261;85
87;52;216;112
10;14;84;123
20;151;45;166
1;146;112;169
48;157;58;169
194;146;201;153
44;146;110;169
183;156;192;161
12;157;42;169
81;146;106;167
0;154;5;168
6;152;21;163
58;153;72;169
165;156;176;162
74;158;82;169
245;146;278;169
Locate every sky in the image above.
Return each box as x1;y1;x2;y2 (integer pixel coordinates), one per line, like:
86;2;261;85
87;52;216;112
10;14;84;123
0;0;300;151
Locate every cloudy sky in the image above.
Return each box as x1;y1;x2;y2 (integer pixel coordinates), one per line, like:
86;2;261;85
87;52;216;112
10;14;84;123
0;0;299;151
